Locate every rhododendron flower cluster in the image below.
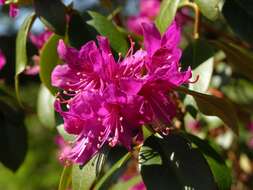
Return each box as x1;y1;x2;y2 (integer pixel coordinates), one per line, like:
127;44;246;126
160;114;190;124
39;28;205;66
52;22;191;165
0;0;19;17
0;50;6;71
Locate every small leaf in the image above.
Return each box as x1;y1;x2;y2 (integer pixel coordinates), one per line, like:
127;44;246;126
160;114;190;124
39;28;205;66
0;99;27;172
139;134;217;190
195;0;221;21
186;134;232;190
222;0;253;45
155;0;180;34
58;165;72;190
39;34;62;94
111;176;143;190
37;84;55;129
177;87;239;134
87;11;128;55
72;157;97;190
211;40;253;81
34;0;66;36
15;13;36;104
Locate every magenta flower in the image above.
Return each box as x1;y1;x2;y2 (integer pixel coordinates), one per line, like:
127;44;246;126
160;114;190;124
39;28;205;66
52;22;191;165
55;135;72;165
0;50;6;71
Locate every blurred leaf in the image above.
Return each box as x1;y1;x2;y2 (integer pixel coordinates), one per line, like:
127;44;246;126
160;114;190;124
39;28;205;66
15;13;36;105
211;40;253;80
139;134;217;190
87;11;128;55
68;11;93;49
17;0;33;5
56;124;76;142
195;0;220;20
93;152;131;190
222;0;253;45
155;0;180;34
186;134;232;190
72;157;97;190
181;39;215;70
190;57;214;93
37;84;55;129
34;0;66;36
39;34;62;94
0;99;27;172
177;87;239;134
58;165;72;190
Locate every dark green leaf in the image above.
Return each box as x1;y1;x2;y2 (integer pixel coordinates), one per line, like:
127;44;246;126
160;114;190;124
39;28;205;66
68;11;94;49
58;165;72;190
111;176;142;190
0;99;27;172
15;13;36;104
177;87;239;134
181;39;215;70
37;84;55;129
139;134;217;190
195;0;221;20
39;34;62;94
211;40;253;81
186;134;232;190
155;0;180;34
222;0;253;45
34;0;66;36
87;11;128;55
72;157;97;190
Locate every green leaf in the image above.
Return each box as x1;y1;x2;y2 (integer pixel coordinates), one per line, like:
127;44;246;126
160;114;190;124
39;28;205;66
56;124;76;142
15;13;36;105
58;165;72;190
181;39;215;70
87;11;128;55
222;0;253;45
0;99;27;172
93;152;131;190
195;0;221;21
68;11;93;49
139;134;217;190
111;175;142;190
155;0;180;34
72;157;97;190
186;134;232;190
177;87;239;134
37;84;55;129
211;40;253;81
39;34;62;94
190;57;214;93
34;0;66;36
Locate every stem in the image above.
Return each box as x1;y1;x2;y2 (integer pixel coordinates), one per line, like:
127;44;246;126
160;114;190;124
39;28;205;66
93;152;131;190
181;2;200;39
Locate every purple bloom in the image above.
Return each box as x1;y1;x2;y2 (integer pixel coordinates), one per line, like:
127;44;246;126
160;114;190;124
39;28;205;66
0;50;6;71
52;23;191;165
0;1;19;18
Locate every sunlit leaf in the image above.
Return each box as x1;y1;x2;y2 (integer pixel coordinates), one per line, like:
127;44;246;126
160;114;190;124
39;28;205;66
195;0;221;21
155;0;180;34
87;11;128;55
